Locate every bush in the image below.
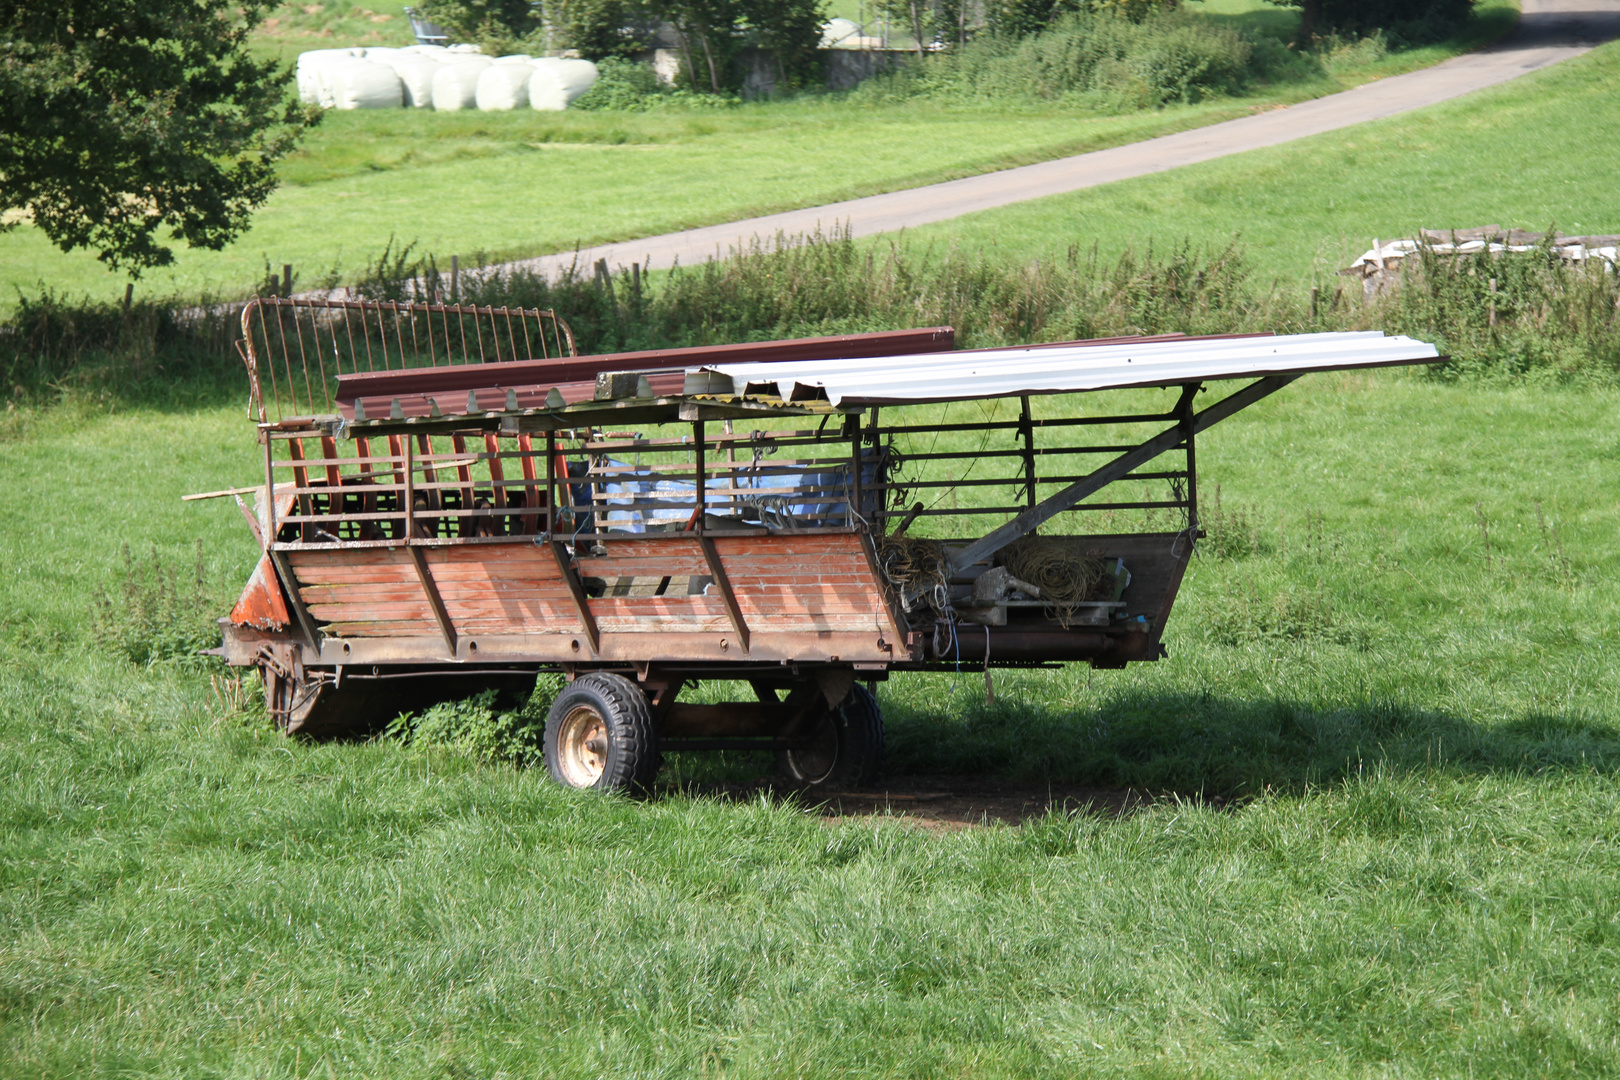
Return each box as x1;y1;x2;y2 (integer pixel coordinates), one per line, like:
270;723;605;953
1375;240;1620;383
571;56;666;111
856;10;1261;108
384;678;563;766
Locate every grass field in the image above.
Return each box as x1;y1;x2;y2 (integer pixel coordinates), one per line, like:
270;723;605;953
3;371;1619;1076
7;2;1620;1073
0;1;1517;308
906;35;1620;286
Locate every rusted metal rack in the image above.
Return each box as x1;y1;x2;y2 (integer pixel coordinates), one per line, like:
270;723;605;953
208;300;1440;794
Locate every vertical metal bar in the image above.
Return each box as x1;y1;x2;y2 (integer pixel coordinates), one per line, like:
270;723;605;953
274;303;298;421
299;306;331;414
693;420;705;524
391;302;410;371
519;308;536;361
1178;383;1201;530
344;304;369;373
451;434;475;537
404;435;416;539
848;411;863;528
1019;395;1037;509
545;430;557;537
354;435;376;540
262;431;276;549
416;434;441;538
251;312;279;423
484;433;507;535
517;432;540;535
409;298;428;368
320;435;342;489
387;434;405;539
288;436;313;543
472;305;489;363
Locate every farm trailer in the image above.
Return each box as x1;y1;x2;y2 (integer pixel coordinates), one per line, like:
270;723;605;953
208;298;1439;793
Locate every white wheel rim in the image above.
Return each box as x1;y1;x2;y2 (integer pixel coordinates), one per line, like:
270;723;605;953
556;705;608;788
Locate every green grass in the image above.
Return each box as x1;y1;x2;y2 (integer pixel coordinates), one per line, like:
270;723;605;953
0;0;1517;308
4;373;1619;1076
903;33;1620;285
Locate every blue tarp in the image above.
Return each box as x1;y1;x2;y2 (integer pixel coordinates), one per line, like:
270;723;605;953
595;455;883;533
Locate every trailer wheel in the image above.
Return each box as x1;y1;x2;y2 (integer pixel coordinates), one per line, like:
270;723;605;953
544;673;660;794
778;683;884;791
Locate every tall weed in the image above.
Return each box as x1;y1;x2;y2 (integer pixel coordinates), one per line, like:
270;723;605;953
91;541;224;668
1375;240;1620;383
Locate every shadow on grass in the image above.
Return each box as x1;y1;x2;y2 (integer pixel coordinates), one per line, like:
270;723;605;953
878;688;1620;796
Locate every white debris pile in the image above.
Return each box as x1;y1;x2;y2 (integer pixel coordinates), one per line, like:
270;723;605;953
296;46;597;111
1345;227;1620;298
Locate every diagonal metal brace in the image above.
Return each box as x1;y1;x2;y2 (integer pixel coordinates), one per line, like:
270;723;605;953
948;375;1299;574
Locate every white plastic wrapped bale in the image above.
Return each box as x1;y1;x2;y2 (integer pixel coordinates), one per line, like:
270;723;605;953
296;49;364;106
377;53;441;108
325;61;405;109
529;58;599;111
475;61;535;111
431;57;492;111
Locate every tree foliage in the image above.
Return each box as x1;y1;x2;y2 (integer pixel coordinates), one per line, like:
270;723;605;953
0;0;315;275
984;0;1177;38
418;0;827;92
1264;0;1474;43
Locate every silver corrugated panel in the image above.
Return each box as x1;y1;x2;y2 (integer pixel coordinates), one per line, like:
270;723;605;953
697;331;1440;406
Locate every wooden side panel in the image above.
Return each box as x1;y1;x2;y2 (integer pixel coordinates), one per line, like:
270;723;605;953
290;546;583;638
714;534;892;631
284;531;902;645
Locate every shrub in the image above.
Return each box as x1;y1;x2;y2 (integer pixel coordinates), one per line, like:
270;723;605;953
1374;239;1620;383
856;10;1261;108
572;56;667;111
384;677;563;766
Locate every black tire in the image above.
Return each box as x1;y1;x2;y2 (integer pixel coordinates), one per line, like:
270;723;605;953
778;682;884;791
543;672;660;794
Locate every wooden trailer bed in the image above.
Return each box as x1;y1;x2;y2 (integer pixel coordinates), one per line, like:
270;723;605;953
206;298;1439;790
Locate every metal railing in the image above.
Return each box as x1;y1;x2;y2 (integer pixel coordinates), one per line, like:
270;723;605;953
239;297;575;424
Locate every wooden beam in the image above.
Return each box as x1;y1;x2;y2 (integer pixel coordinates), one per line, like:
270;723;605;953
698;535;750;653
406;545;457;658
266;548;323;649
549;539;600;655
948;375;1298;573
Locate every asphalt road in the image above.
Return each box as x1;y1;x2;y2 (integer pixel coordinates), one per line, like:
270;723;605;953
510;0;1620;279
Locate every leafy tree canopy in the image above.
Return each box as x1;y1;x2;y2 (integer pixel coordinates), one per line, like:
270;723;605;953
419;0;827;92
0;0;316;275
1264;0;1475;43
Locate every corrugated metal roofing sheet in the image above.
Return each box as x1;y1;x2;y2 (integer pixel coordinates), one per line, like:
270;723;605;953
698;331;1440;406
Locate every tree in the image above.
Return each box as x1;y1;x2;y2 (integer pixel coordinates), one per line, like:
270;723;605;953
0;0;315;276
739;0;824;89
873;0;933;55
416;0;544;53
549;0;660;59
1264;0;1474;43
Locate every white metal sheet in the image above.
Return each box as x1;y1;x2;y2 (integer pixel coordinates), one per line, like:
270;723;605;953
696;331;1440;406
